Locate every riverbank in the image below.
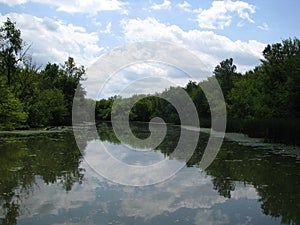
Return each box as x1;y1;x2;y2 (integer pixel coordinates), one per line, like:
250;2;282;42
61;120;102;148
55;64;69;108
182;125;300;159
0;126;72;135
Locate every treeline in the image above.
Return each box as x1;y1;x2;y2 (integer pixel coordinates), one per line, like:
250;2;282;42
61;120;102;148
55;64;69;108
1;18;300;144
0;18;85;130
95;38;300;144
96;37;300;121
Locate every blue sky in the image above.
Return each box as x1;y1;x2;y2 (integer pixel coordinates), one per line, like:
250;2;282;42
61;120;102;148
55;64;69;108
1;0;299;98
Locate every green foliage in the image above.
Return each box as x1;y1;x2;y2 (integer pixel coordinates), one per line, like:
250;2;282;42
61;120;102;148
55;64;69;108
0;130;85;223
0;18;23;87
95;97;115;121
94;38;300;145
0;18;86;130
213;58;240;102
1;17;300;138
229;38;300;119
186;81;210;118
39;58;86;125
27;89;68;127
131;97;153;121
0;78;27;130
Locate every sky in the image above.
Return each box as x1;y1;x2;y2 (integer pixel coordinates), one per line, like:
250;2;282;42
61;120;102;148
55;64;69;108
0;0;299;98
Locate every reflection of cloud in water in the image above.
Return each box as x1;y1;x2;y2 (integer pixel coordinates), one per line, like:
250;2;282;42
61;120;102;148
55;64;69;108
16;152;260;223
194;209;229;225
100;141;166;166
231;184;259;200
118;168;227;219
85;140;186;186
18;176;97;218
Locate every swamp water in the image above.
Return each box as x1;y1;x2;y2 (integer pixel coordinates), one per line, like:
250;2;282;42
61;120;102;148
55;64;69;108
0;122;299;225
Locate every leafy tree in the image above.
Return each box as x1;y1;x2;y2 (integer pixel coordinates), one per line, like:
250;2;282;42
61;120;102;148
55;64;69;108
213;58;240;102
37;58;86;125
40;63;60;90
184;80;210;119
229;38;300;119
0;19;87;129
96;97;115;121
0;18;24;87
261;38;300;118
13;61;40;102
0;78;27;130
27;89;67;127
131;98;152;122
58;57;86;124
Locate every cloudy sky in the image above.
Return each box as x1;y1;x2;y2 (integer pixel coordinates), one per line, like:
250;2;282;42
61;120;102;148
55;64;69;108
0;0;299;98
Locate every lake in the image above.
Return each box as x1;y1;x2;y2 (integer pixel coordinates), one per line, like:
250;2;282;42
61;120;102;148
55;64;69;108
0;122;300;225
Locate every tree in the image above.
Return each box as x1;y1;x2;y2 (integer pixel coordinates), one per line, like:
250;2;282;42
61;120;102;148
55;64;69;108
227;38;300;119
0;18;23;87
0;78;27;130
37;57;86;125
96;97;115;121
228;70;269;118
27;89;67;127
131;98;152;122
213;58;239;102
40;63;60;90
184;81;210;119
58;57;86;124
60;57;86;99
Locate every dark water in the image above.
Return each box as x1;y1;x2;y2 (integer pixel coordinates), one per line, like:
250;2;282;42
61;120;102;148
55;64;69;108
0;122;300;225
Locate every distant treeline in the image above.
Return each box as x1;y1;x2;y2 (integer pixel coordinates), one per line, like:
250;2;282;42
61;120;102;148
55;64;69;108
95;38;300;145
96;38;300;121
1;18;300;145
0;18;85;130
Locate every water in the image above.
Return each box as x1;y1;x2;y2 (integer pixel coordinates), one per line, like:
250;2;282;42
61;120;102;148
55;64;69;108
0;122;300;225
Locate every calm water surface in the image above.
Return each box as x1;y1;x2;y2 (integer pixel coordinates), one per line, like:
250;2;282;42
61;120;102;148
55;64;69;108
0;122;300;225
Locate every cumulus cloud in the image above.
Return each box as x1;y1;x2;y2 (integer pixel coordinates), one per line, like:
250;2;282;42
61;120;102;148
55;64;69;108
100;21;112;34
177;1;191;12
257;22;269;31
0;0;127;14
118;169;227;219
0;13;104;67
195;0;256;30
121;17;265;72
150;0;171;10
194;209;230;225
231;184;259;200
95;62;192;98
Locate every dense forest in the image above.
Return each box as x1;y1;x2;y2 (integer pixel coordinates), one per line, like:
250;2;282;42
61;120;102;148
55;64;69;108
1;18;300;144
96;37;300;144
96;39;300;122
0;18;85;130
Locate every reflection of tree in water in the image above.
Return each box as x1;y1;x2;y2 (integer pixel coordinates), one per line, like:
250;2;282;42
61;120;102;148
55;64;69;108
97;122;300;225
97;122;120;144
97;121;181;155
205;141;300;225
0;130;86;225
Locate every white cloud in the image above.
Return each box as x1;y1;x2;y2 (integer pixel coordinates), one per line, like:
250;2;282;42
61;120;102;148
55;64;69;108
121;17;265;72
118;169;227;219
231;184;259;200
195;0;256;30
95;62;192;98
100;21;112;34
177;1;191;12
0;0;26;6
150;0;171;10
0;0;127;14
194;209;230;225
125;63;170;77
257;22;269;31
0;13;104;67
